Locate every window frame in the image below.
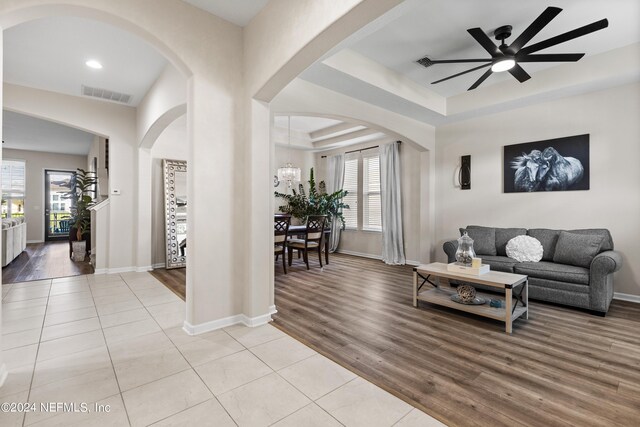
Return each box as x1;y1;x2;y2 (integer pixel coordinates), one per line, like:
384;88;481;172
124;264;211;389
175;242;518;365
340;149;381;233
1;159;26;219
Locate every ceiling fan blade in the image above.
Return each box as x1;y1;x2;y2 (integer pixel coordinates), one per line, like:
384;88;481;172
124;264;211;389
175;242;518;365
517;53;584;62
429;59;492;64
417;56;492;67
519;19;609;55
468;69;493;90
508;64;531;83
431;63;492;84
467;27;501;57
508;7;562;53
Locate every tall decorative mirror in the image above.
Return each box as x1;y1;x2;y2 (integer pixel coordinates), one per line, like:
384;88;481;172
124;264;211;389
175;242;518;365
163;159;187;269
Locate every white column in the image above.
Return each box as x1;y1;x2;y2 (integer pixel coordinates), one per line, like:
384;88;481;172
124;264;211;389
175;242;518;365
0;28;8;388
184;76;240;331
244;99;274;320
135;147;153;270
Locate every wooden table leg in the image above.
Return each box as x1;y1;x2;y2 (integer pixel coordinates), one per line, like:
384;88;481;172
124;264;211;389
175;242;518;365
325;236;329;265
412;270;418;307
505;286;513;334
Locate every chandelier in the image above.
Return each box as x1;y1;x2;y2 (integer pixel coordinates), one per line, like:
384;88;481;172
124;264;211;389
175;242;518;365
276;116;301;189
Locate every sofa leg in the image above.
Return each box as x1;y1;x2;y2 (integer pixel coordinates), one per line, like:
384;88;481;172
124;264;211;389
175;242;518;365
589;310;606;317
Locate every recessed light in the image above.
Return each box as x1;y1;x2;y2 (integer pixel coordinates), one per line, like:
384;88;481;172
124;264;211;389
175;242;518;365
85;60;103;69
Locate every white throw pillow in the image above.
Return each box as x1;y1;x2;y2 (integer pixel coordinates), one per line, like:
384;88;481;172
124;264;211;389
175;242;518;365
506;235;543;262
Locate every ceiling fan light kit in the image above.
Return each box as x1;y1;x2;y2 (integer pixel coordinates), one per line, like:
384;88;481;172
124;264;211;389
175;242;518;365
416;7;608;90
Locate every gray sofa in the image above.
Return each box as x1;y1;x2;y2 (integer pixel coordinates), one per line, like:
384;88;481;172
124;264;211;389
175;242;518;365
443;226;623;315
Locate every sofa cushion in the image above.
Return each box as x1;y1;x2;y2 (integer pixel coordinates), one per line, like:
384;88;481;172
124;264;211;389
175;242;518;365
568;229;613;251
495;228;527;256
460;226;496;256
515;261;590;285
527;229;561;261
553;231;604;268
479;255;519;273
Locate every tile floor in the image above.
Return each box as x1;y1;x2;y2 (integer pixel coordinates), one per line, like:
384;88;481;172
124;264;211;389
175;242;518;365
1;272;444;427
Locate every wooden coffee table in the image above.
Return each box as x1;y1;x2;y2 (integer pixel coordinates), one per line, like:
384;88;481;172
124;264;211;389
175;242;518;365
412;262;529;334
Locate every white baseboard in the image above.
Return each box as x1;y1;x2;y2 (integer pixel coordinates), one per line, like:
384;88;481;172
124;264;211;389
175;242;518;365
614;292;640;303
152;263;165;269
337;250;382;260
182;306;278;336
27;240;44;244
136;265;153;273
336;250;421;266
93;266;137;275
0;363;8;388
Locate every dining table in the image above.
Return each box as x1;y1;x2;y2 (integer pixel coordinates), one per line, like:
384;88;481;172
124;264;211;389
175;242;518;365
287;225;331;265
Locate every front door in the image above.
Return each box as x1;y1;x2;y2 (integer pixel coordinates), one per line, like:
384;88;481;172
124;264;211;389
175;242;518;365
44;170;75;241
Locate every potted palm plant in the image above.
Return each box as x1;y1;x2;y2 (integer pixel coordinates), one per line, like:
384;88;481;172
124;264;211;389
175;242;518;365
65;169;97;262
275;168;349;227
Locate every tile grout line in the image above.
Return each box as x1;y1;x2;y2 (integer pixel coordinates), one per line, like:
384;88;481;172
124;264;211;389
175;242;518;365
21;278;54;427
122;273;242;426
85;273;133;427
117;272;236;426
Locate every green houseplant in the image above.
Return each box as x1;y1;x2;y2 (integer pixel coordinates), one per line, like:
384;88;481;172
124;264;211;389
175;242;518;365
65;168;98;261
275;168;349;228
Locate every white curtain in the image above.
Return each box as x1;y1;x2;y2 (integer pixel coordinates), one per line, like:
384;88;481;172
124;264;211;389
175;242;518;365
380;142;406;265
327;154;345;252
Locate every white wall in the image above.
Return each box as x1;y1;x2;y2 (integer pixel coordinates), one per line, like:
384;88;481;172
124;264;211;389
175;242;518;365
4;148;87;242
150;116;187;267
435;82;640;297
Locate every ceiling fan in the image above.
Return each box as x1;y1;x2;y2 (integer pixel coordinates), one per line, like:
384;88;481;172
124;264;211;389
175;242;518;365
416;7;608;91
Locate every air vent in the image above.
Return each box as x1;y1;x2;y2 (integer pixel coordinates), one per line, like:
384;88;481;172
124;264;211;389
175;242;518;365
81;85;132;104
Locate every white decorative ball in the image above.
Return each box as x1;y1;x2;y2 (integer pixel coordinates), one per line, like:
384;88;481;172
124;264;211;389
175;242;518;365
506;236;543;262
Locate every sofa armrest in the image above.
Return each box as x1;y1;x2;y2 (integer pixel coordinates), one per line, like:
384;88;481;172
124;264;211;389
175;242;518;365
591;250;623;275
589;250;623;313
443;240;458;263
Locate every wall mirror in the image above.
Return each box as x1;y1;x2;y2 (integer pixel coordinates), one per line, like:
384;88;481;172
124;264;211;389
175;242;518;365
163;159;187;269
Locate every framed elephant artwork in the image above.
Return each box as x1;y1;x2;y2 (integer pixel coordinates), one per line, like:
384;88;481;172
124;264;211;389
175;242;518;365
503;134;590;193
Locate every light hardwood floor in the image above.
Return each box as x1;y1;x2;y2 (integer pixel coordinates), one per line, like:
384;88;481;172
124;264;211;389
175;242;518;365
273;254;640;426
152;253;640;426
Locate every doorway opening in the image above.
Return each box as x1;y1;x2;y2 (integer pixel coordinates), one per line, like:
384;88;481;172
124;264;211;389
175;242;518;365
44;169;75;242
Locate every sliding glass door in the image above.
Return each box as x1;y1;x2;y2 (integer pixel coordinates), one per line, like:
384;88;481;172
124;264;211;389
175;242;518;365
44;170;75;241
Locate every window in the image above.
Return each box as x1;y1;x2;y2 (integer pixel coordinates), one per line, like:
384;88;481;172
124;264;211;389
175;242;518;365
362;154;381;231
1;160;26;218
342;156;358;229
340;151;381;232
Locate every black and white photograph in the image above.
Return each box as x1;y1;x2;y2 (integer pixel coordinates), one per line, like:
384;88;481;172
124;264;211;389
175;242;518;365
504;134;590;193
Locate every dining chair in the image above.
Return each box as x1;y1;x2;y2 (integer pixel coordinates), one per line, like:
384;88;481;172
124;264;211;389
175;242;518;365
288;215;327;270
274;214;291;274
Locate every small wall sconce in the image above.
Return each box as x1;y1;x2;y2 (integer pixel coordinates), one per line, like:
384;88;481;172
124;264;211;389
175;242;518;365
458;155;471;190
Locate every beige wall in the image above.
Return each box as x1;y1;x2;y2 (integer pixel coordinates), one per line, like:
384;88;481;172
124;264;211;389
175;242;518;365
314;140;423;263
3;148;87;242
435;82;640;297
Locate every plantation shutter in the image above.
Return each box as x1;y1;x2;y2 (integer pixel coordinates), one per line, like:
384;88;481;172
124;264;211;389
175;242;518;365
362;154;381;231
342;155;358;229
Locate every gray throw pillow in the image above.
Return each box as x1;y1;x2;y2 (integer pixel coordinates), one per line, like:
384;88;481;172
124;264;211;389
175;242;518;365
460;227;496;256
528;229;561;261
495;228;527;256
553;231;604;268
